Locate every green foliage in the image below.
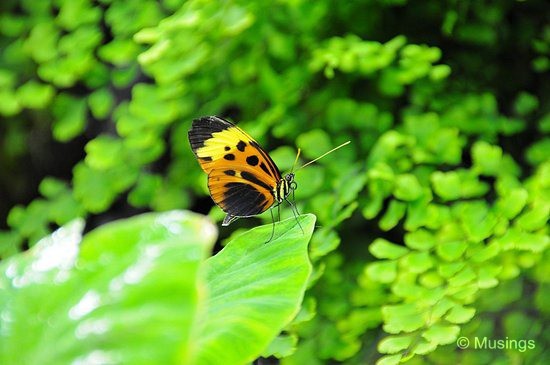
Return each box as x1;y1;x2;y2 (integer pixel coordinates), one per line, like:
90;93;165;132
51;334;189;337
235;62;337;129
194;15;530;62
1;0;549;364
0;212;314;364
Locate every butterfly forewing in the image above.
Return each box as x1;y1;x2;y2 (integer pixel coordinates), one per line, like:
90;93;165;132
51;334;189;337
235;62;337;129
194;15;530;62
188;116;282;222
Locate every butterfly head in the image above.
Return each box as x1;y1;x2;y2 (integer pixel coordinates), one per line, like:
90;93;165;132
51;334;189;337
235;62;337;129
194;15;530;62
275;173;296;203
287;172;298;190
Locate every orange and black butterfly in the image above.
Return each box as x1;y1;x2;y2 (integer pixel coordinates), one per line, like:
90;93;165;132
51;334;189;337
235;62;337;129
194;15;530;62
188;115;349;227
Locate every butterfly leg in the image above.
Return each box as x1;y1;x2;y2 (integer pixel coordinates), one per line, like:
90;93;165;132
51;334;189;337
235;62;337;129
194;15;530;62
291;188;300;215
265;208;276;244
285;198;304;234
222;214;239;226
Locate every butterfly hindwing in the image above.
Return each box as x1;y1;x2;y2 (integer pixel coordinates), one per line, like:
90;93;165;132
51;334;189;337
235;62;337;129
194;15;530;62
188;116;282;221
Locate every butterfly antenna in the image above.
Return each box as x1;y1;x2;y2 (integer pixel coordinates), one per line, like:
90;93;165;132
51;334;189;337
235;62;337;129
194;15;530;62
296;141;350;170
290;148;301;173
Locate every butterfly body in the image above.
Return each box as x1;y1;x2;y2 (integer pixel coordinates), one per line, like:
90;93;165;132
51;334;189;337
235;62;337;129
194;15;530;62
188;116;295;226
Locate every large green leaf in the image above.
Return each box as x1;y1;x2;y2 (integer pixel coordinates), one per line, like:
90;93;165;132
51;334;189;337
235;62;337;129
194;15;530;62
0;212;314;365
193;214;315;365
0;211;216;365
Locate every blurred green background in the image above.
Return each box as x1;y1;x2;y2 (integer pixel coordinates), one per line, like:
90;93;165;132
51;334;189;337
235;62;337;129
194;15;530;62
0;0;549;364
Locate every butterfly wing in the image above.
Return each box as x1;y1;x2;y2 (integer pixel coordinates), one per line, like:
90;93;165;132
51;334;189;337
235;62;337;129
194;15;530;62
188;116;282;224
208;165;276;222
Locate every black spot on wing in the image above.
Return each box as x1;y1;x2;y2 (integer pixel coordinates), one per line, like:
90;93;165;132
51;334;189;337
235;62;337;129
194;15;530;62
199;156;212;162
222;182;270;216
224;146;230;151
246;155;259;166
188;116;235;152
224;170;236;176
237;140;246;152
224;153;235;161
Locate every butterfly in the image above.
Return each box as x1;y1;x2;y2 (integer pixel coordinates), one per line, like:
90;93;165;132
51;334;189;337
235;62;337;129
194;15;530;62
188;115;349;228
